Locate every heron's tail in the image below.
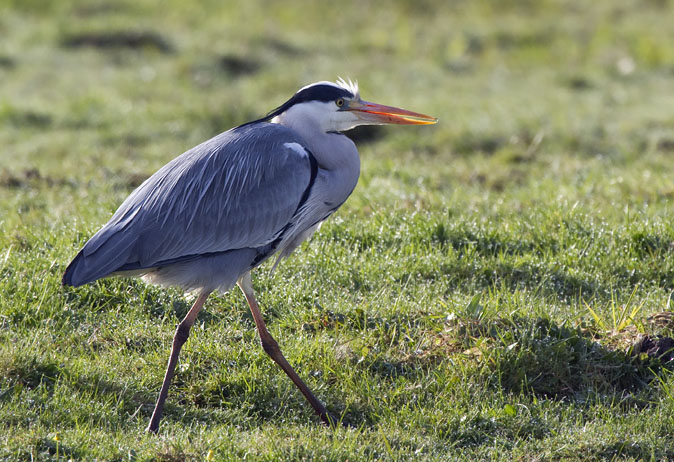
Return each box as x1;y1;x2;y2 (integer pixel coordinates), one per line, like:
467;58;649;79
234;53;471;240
62;249;104;287
62;250;90;286
62;226;136;287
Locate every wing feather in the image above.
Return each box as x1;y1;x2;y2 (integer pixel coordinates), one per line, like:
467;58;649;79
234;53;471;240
63;123;313;286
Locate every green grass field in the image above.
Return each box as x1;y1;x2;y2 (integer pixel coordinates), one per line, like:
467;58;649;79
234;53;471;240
2;0;674;460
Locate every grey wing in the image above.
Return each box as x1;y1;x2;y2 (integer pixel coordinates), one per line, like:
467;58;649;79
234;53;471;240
63;123;315;287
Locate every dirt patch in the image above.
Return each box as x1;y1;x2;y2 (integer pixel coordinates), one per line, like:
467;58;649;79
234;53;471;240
657;138;674;152
0;56;15;69
219;55;261;77
634;335;674;362
0;168;69;189
62;30;173;53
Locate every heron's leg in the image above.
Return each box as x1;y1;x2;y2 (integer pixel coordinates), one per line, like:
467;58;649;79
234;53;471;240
146;291;211;434
237;272;337;426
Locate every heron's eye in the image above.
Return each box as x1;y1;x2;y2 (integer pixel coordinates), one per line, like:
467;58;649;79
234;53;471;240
335;98;345;108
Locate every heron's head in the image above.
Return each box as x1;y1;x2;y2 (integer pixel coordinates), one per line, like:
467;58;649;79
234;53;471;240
269;79;437;133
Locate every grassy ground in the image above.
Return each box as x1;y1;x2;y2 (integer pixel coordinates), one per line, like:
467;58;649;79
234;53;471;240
2;0;674;460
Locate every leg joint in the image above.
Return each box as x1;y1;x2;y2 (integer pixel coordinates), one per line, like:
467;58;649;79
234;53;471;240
174;321;192;345
261;336;280;357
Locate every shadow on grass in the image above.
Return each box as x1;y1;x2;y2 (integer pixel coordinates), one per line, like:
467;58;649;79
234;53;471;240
425;260;601;302
0;354;61;396
36;438;81;462
1;353;151;432
557;440;674;461
306;308;674;429
176;379;349;428
0;106;52;129
440;316;674;404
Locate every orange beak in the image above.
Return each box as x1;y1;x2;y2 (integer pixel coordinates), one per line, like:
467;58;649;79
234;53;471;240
346;100;438;125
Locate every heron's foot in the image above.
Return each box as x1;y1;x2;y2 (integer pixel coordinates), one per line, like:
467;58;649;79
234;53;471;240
320;410;354;429
146;412;163;434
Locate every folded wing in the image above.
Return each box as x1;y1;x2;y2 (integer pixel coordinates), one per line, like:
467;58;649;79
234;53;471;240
63;123;314;287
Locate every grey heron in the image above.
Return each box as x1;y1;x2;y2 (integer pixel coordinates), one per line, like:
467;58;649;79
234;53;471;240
63;79;437;432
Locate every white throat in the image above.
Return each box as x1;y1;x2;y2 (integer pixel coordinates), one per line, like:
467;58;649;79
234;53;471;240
271;102;360;173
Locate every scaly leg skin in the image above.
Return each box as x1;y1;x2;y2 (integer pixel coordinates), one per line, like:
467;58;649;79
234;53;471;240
146;291;211;433
237;272;341;427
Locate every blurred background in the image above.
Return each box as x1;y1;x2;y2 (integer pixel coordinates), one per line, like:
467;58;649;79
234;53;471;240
2;0;674;200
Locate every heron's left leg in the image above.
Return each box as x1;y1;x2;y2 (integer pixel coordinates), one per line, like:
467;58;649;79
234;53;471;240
237;272;337;426
146;291;211;433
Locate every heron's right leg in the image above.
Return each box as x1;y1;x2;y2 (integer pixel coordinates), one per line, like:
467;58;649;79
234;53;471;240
237;272;338;426
146;291;211;434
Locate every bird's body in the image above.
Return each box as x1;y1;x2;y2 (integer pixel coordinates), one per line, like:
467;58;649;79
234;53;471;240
64;122;358;293
63;79;436;432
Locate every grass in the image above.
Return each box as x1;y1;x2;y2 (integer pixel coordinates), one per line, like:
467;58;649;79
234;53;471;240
2;0;674;460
